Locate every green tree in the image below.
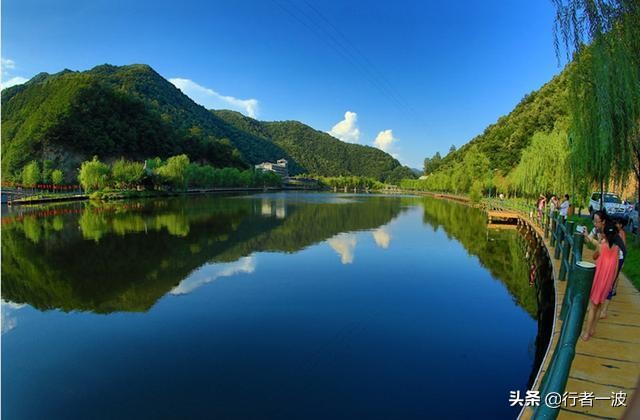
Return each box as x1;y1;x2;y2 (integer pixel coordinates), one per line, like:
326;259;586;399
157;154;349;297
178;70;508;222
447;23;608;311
552;1;640;204
42;160;55;183
22;161;40;187
155;154;190;189
448;145;457;155
51;169;64;185
451;164;466;194
469;180;483;203
423;157;431;175
263;171;282;187
424;152;442;175
112;159;144;189
509;130;570;196
78;156;110;192
461;147;491;192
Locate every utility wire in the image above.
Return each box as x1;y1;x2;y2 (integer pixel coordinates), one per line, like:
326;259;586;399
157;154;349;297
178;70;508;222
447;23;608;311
271;0;419;121
301;0;418;117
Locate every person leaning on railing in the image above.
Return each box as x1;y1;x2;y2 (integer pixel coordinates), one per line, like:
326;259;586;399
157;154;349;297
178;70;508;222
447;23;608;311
582;210;626;321
600;217;627;319
537;194;547;221
581;221;620;341
549;194;559;213
559;194;570;220
584;210;607;251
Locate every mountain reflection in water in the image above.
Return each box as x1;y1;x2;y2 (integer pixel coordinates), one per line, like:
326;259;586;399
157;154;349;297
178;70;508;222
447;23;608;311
1;194;404;313
1;193;553;419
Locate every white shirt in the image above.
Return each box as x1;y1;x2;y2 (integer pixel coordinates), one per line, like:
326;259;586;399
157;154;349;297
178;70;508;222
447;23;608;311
559;200;569;217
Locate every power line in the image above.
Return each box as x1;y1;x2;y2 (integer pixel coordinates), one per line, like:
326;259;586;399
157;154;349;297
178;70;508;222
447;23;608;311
301;0;418;116
271;0;419;121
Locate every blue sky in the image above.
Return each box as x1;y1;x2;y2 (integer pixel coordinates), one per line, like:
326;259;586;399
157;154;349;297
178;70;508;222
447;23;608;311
1;0;564;168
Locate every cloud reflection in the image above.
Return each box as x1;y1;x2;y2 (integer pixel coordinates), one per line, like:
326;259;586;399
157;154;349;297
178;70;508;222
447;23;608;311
170;257;256;295
327;233;357;264
1;300;25;334
372;227;391;249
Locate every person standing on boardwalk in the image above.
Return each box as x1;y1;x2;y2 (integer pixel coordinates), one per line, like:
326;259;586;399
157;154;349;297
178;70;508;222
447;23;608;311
537;194;547;221
599;217;627;319
549;195;559;213
559;194;570;219
581;221;620;341
586;210;607;246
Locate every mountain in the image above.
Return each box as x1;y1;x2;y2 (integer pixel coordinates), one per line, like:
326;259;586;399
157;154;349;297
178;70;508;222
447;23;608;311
1;65;247;180
1;64;412;182
213;110;415;182
435;70;569;173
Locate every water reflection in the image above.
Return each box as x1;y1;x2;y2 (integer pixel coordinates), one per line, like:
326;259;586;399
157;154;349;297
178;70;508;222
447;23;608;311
418;196;554;390
1;300;25;334
1;195;552;328
1;193;554;419
170;257;256;295
327;233;358;264
1;195;405;313
420;196;541;317
372;227;391;249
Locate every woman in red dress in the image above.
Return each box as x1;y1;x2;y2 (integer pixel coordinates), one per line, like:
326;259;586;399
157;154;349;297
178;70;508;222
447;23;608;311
581;221;620;341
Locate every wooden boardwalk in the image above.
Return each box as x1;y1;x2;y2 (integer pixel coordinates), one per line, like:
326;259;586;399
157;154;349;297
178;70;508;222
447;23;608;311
519;218;640;419
487;210;520;224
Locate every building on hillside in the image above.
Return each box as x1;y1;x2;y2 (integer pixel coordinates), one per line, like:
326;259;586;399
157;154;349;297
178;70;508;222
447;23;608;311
255;159;289;179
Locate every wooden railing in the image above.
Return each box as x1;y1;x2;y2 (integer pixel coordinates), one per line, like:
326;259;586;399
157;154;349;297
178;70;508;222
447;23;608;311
483;198;595;420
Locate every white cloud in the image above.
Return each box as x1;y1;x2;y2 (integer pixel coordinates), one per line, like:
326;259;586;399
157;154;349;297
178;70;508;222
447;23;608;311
372;227;391;249
170;257;256;295
1;76;28;89
327;233;357;264
1;58;28;90
1;58;16;71
169;77;259;118
328;111;360;143
373;129;398;153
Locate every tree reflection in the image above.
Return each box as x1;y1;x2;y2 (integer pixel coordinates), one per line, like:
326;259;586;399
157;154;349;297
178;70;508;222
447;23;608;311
1;195;403;313
418;196;554;389
420;196;540;317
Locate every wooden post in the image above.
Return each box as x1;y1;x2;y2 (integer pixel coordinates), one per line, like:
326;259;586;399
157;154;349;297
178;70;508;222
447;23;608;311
554;218;565;259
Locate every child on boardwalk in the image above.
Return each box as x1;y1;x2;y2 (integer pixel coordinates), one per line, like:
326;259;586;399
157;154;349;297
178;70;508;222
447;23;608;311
581;221;620;341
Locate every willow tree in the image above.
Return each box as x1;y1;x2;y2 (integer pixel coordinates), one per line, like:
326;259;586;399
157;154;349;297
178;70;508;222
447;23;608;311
78;157;110;193
553;1;640;205
22;161;40;188
509;130;570;197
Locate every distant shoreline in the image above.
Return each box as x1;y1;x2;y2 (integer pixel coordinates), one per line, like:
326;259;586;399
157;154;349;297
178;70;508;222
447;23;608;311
6;186;324;206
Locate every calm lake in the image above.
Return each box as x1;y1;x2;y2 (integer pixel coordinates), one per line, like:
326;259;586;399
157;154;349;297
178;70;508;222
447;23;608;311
1;193;553;419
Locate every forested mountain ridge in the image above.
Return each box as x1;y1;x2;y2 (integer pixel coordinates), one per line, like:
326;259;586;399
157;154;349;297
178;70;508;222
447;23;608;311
1;66;248;179
436;70;569;173
1;63;412;182
214;110;415;181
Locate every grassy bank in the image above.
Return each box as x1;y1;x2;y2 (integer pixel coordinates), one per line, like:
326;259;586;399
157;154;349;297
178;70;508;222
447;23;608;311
621;236;640;291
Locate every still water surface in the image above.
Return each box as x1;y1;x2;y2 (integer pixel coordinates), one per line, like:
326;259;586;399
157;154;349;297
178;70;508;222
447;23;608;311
1;193;552;419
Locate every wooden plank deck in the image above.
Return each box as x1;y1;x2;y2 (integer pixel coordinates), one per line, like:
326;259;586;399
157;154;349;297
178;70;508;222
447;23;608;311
487;210;521;224
519;220;640;419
